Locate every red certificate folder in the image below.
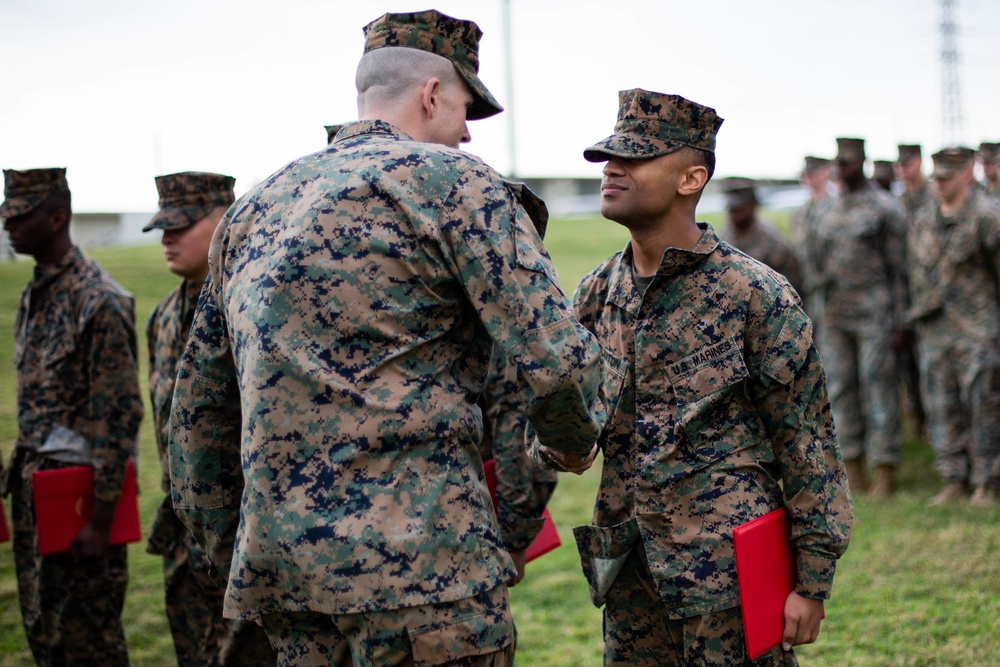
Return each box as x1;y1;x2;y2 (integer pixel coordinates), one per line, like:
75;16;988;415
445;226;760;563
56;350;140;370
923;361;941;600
0;497;9;543
32;459;141;556
483;458;562;562
733;507;810;660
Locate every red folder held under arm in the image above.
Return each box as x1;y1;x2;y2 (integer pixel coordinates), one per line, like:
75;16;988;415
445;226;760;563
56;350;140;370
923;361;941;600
733;507;822;660
32;459;141;556
483;458;561;562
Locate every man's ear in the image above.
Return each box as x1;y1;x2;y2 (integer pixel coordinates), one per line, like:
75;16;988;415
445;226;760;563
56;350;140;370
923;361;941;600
50;207;71;234
678;164;709;196
419;77;443;119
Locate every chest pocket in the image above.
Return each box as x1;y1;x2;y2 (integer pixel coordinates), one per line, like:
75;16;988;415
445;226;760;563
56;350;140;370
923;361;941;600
667;338;750;460
43;333;77;369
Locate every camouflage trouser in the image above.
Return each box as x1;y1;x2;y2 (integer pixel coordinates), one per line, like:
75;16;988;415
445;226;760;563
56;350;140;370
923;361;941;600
820;322;901;467
917;325;1000;488
151;506;276;667
603;544;797;667
259;583;515;667
10;459;130;667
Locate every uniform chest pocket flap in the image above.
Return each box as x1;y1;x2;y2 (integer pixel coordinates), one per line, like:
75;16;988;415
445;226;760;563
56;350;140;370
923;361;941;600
667;338;749;449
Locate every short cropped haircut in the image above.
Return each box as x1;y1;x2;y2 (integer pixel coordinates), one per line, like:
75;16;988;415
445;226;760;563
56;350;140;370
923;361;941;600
680;146;716;182
356;47;462;106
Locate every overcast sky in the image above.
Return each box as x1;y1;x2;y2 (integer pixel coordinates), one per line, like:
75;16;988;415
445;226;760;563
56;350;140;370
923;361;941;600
1;0;998;212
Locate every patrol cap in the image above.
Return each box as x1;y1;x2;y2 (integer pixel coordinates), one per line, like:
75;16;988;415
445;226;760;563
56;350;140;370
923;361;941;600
835;137;866;163
979;142;1000;164
897;144;922;164
873;160;894;181
325;124;345;145
363;10;502;121
721;176;757;208
583;89;723;163
802;156;831;175
930;147;976;179
143;171;235;233
0;167;70;219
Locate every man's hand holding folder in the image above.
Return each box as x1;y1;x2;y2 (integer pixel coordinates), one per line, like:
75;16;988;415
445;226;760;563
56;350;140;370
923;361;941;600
733;507;826;659
782;591;824;652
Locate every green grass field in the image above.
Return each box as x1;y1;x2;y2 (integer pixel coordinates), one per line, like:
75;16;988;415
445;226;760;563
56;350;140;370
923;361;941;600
1;213;999;666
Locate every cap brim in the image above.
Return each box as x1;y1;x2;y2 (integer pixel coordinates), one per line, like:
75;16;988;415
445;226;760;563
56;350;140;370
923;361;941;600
0;195;45;219
583;133;685;163
454;63;503;120
142;206;204;232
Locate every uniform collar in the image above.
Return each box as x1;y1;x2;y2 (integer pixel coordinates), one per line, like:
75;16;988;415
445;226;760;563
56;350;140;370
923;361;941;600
30;245;82;292
333;119;415;144
608;222;719;316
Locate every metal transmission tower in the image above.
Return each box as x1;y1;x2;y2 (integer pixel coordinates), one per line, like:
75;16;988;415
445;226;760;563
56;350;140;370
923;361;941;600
940;0;964;145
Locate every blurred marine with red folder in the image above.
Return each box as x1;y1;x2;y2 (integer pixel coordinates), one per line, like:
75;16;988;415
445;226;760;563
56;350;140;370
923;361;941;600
0;167;144;667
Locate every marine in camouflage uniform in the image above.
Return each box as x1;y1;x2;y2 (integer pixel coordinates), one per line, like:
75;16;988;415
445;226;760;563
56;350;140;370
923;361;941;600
815;137;908;497
1;168;144;667
168;10;605;667
894;144;932;440
537;89;852;666
718;176;805;297
791;156;834;332
907;148;1000;507
143;172;275;666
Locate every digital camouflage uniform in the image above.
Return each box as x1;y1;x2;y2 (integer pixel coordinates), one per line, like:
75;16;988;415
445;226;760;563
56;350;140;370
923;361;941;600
815;145;908;472
143;172;275;667
561;90;853;666
907;150;1000;495
168;14;605;660
1;168;143;667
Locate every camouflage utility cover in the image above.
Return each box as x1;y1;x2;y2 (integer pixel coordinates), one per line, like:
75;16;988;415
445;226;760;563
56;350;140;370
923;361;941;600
583;89;723;162
802;156;831;174
0;167;69;219
363;9;502;120
930;147;976;179
168;120;606;620
144;172;235;232
568;224;852;616
897;144;922;164
835;137;866;163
